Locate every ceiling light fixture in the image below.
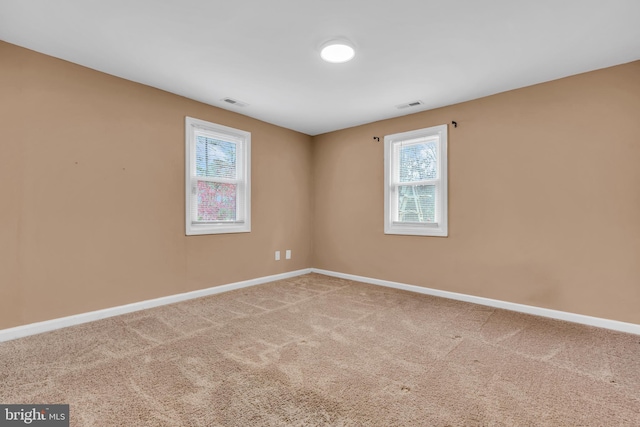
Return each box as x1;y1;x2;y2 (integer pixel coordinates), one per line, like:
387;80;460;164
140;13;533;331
320;39;355;63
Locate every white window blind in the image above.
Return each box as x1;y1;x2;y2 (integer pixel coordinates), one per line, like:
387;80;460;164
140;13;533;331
396;137;438;223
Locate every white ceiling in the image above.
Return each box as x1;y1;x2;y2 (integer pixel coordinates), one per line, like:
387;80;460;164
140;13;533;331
1;1;639;135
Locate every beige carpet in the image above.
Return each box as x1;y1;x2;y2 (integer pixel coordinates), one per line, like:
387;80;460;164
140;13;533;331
1;273;639;426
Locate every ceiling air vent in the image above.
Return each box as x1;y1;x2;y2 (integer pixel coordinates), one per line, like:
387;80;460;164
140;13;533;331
222;97;248;108
395;100;424;109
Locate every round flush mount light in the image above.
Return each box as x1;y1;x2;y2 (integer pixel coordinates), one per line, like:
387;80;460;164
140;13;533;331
320;40;355;63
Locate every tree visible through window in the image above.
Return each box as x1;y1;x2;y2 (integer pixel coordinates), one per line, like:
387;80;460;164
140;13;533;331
398;141;437;223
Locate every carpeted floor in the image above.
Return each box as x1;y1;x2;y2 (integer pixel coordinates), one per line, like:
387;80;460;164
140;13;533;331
0;273;639;426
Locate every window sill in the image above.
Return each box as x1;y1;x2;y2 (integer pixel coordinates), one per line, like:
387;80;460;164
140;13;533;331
186;222;251;235
384;221;448;237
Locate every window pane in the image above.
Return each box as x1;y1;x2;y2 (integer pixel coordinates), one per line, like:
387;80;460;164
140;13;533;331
399;141;437;182
195;136;237;179
197;181;237;221
398;185;435;223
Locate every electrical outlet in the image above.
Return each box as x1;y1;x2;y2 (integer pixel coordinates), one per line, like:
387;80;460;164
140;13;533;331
275;251;281;261
285;250;291;259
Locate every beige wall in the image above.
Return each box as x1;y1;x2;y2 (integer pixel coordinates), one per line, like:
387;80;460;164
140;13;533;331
0;41;313;329
313;61;640;324
2;40;639;330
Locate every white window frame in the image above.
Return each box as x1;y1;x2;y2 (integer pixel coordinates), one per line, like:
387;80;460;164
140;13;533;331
185;116;251;235
384;124;448;237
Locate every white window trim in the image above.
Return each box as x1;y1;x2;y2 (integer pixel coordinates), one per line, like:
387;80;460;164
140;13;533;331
185;116;251;235
384;124;448;237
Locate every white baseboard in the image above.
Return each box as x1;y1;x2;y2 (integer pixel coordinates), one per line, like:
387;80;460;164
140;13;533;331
3;267;638;342
0;269;311;343
311;268;640;336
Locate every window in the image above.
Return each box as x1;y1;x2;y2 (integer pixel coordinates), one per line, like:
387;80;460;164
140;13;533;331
185;117;251;235
384;124;448;236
